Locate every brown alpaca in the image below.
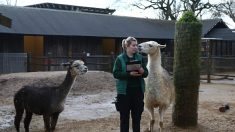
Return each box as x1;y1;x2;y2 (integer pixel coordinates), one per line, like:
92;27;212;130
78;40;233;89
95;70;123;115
14;60;88;132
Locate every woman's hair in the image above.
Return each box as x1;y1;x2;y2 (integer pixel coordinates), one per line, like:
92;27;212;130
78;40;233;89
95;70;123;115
122;36;137;51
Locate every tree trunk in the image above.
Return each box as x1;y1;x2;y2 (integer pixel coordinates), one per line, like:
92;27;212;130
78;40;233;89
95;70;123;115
173;14;202;127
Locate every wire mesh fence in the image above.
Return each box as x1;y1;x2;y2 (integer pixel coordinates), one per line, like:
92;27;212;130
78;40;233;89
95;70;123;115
0;53;27;74
1;53;235;83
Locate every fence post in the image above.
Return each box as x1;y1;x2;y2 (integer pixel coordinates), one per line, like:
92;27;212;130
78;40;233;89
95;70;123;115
27;53;31;72
110;52;115;73
82;51;87;64
206;40;212;83
47;52;52;71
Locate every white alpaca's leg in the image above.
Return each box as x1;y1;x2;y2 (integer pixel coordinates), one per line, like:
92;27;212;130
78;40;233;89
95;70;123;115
146;105;155;132
159;106;166;132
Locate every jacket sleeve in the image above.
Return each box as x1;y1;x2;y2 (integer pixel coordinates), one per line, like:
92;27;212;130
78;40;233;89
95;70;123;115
141;57;148;78
113;57;131;79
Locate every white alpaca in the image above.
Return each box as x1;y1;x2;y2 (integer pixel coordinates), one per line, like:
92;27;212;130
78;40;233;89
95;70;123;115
138;41;175;132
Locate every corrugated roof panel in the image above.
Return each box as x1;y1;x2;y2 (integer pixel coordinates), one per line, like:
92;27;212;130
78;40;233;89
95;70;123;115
0;5;232;40
0;5;175;38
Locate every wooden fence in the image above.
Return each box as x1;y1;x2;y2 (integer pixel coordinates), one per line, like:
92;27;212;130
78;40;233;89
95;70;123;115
28;53;116;73
161;55;235;83
1;53;235;84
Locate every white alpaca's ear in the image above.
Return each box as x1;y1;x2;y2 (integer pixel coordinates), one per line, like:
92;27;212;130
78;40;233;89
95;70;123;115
159;44;166;48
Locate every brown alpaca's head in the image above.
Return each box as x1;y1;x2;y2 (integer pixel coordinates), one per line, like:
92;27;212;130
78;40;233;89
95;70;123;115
62;60;88;76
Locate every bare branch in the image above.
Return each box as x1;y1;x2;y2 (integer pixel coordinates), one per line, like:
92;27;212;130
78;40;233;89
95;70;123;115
132;0;179;20
131;0;214;20
211;0;235;23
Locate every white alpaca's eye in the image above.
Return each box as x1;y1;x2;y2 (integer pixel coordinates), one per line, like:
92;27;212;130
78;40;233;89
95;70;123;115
149;44;153;47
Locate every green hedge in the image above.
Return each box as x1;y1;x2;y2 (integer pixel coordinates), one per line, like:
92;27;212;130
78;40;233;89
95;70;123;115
173;11;202;127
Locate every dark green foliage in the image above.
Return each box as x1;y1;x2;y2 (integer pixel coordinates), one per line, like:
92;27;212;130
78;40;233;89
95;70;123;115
173;11;202;127
178;11;199;23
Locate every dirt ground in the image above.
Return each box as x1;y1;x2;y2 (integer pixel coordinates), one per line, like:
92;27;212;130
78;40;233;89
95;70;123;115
0;71;235;132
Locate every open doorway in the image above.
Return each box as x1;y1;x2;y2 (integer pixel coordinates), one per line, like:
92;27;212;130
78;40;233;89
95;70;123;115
102;38;115;55
24;36;44;71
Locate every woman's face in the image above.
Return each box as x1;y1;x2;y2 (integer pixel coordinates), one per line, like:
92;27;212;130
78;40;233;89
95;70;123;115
126;41;138;55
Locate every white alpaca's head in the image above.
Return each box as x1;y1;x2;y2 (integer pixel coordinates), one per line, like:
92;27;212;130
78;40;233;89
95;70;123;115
138;41;166;55
62;60;88;75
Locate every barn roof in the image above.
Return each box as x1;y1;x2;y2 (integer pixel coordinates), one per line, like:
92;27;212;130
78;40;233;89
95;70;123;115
205;28;235;40
0;5;233;40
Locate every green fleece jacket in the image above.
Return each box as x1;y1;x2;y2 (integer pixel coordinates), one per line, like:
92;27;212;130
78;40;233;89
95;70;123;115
112;52;148;94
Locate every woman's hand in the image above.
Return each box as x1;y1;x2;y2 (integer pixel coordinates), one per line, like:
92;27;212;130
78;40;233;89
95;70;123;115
130;71;142;77
138;67;144;74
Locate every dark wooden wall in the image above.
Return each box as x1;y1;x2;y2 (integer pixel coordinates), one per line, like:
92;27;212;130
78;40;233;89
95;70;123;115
44;36;102;57
1;34;234;58
211;40;235;56
0;34;23;53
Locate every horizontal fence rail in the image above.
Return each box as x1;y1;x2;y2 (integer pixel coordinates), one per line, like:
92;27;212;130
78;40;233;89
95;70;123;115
28;54;116;73
161;56;235;73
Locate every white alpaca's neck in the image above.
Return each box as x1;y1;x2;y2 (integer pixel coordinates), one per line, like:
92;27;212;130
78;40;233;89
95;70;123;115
146;50;164;92
147;51;163;73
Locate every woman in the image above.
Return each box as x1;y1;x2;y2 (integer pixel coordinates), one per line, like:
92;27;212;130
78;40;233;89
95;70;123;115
113;36;148;132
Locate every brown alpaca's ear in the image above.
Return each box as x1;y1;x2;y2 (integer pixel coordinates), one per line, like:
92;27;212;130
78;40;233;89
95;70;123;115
69;60;74;65
61;60;74;67
61;62;70;67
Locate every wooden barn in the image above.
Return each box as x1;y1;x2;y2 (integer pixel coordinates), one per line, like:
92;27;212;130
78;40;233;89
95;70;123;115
0;3;235;72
